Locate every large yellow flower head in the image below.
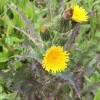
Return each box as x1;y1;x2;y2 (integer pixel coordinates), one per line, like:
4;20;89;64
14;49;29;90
71;4;88;22
42;46;69;73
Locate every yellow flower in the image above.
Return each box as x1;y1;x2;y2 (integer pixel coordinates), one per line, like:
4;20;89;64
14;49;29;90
42;46;69;73
71;4;88;22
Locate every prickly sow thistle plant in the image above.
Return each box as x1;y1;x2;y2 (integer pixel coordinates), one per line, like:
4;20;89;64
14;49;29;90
7;3;96;100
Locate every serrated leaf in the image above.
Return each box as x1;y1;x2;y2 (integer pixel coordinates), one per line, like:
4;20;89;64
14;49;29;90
27;49;42;63
82;81;100;96
59;73;76;87
85;55;98;77
6;3;37;37
24;35;36;48
58;73;81;99
0;66;26;84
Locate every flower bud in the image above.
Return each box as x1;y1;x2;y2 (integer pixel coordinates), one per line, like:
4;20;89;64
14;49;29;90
62;8;73;20
55;33;68;46
40;27;50;41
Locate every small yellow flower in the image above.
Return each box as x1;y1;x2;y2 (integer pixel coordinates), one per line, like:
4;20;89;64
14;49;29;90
71;4;88;22
42;46;69;73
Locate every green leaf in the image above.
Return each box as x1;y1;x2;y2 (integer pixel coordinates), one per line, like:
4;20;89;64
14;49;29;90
0;86;3;92
37;8;47;18
85;55;98;77
28;49;42;63
3;46;8;53
6;3;37;38
84;75;91;83
0;62;7;69
6;93;21;100
0;66;26;84
94;30;100;38
0;20;4;26
11;37;24;43
78;24;90;35
82;93;93;100
25;4;34;19
0;52;13;62
82;81;100;96
59;73;76;87
91;71;100;82
5;37;13;45
94;89;100;100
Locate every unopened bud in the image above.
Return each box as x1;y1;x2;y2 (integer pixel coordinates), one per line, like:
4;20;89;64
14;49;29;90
62;8;73;20
40;27;47;33
40;27;50;41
